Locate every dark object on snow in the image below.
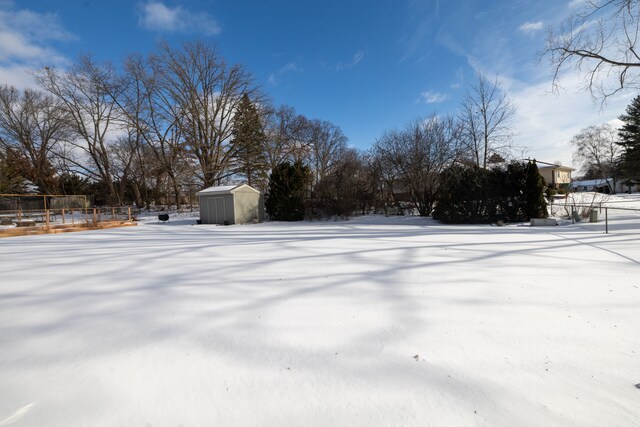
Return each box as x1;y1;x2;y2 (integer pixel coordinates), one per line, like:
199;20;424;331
158;213;169;223
635;383;640;389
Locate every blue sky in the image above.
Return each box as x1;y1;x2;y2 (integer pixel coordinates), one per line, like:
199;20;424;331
0;0;633;166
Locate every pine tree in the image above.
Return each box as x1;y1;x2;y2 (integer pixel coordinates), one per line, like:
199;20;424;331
618;95;640;185
232;93;268;189
523;160;548;219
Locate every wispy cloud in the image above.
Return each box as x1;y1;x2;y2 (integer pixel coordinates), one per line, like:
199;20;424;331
336;50;365;71
519;21;544;35
418;90;450;104
0;5;72;88
138;1;221;35
568;0;584;8
451;67;464;89
508;72;632;164
268;62;302;86
399;1;441;62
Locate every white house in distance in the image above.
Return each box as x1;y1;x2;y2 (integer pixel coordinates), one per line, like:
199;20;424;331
197;184;263;225
570;178;638;194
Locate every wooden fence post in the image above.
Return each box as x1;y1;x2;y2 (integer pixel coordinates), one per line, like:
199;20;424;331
62;208;66;224
45;209;50;229
93;208;97;224
128;207;131;221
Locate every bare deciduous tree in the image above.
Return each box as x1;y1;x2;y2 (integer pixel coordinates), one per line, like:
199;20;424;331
373;115;459;216
571;123;622;191
0;85;71;193
153;41;257;188
458;73;515;169
121;53;188;208
263;105;308;171
304;118;348;186
314;148;370;216
544;0;640;99
35;56;125;203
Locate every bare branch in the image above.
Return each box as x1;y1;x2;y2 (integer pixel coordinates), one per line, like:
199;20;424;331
543;0;640;101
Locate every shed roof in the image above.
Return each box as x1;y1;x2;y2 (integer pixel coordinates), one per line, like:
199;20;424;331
197;184;260;196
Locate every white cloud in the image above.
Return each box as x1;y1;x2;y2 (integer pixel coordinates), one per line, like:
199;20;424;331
508;73;632;165
568;0;584;8
7;9;73;41
268;62;302;86
336;50;365;71
0;6;71;89
0;31;48;61
0;64;37;89
519;21;544;35
0;9;72;62
418;90;450;104
138;1;221;36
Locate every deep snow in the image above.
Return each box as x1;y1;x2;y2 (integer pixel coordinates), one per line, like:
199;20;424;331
0;207;639;426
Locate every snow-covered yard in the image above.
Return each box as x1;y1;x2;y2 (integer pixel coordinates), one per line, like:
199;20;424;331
1;211;639;426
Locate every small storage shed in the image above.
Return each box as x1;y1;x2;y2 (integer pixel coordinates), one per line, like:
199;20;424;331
197;184;263;225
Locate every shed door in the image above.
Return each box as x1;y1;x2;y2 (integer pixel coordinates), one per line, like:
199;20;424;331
207;197;226;224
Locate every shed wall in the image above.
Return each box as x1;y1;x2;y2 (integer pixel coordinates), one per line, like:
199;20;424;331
232;189;261;224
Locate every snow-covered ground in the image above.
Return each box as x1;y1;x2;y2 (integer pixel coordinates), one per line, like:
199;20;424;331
1;210;639;426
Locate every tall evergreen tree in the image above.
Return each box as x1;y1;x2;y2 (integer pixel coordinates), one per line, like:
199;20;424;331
618;95;640;185
523;160;548;219
232;93;268;189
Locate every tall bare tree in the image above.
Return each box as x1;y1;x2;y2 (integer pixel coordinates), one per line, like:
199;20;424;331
153;41;257;188
544;0;640;99
0;86;71;193
304;118;348;186
35;56;125;204
571;123;622;191
458;73;515;169
373;115;459;216
263;105;308;171
120;53;187;208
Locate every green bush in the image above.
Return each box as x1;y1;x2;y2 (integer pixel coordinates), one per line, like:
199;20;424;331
432;161;547;224
265;161;311;221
